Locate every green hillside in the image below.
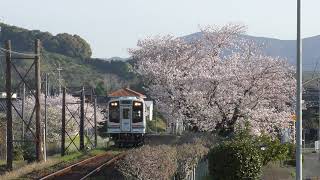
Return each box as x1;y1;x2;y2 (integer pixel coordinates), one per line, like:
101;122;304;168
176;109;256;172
0;23;141;95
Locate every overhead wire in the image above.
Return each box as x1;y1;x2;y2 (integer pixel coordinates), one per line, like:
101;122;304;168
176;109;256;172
0;47;39;57
40;54;83;94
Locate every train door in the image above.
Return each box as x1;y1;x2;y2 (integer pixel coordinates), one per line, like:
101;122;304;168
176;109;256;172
120;107;131;132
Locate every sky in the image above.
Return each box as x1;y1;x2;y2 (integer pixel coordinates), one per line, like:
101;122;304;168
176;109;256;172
0;0;319;58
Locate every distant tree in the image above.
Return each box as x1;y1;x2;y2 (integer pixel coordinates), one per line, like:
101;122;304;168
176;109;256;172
0;23;92;59
95;81;106;96
130;24;295;137
13;94;103;142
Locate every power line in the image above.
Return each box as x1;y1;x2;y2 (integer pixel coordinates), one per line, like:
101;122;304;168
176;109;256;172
0;47;39;57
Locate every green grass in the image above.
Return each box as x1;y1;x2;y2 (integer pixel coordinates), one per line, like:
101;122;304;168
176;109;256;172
147;117;167;133
64;134;95;153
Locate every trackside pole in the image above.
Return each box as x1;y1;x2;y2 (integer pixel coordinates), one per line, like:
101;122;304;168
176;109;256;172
5;40;13;170
296;0;303;179
61;88;66;156
80;87;85;150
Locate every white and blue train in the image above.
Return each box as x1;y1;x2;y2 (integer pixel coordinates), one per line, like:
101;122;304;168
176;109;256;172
107;96;152;145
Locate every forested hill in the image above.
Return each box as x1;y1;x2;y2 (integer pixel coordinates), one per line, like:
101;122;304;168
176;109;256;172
185;32;320;71
0;23;92;59
0;23;141;95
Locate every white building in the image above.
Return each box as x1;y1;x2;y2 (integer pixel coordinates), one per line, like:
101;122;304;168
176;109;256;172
144;101;153;121
0;92;17;99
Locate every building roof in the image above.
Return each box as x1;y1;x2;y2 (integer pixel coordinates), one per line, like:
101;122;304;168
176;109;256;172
108;88;146;99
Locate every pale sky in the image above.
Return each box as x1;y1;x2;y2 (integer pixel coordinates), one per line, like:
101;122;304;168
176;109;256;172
0;0;318;58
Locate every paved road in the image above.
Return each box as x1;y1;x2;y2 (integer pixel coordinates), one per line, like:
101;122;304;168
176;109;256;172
303;152;320;179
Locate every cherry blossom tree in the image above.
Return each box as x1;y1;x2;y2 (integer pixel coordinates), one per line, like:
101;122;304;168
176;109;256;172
13;94;104;142
130;24;295;137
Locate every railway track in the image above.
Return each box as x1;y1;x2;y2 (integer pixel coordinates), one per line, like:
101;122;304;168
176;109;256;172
39;152;125;180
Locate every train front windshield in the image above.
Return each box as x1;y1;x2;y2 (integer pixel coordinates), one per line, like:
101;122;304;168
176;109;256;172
109;101;120;123
132;101;143;123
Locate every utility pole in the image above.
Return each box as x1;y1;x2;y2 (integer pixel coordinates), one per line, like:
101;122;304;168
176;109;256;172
5;40;13;170
296;0;303;179
91;88;97;147
35;39;43;162
61;87;66;156
44;73;48;161
57;63;63;95
94;95;97;148
21;83;25;141
80;87;85;150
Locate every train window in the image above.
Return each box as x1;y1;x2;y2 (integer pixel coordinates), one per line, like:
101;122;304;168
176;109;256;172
109;101;120;123
132;101;143;123
122;108;130;119
121;100;131;104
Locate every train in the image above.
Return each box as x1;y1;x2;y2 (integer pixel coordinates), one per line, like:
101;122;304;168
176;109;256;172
106;96;152;146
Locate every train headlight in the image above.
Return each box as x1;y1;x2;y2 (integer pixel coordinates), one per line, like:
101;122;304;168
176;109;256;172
134;102;142;106
111;102;118;106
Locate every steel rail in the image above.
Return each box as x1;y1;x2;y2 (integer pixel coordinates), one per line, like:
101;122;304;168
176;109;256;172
79;152;126;180
39;152;115;180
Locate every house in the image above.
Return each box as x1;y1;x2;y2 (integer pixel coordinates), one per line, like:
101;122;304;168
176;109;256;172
108;87;146;99
0;92;17;112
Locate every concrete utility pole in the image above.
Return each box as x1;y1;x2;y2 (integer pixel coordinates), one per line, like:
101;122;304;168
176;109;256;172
94;96;97;148
80;87;85;150
44;73;48;161
296;0;303;179
57;63;63;95
21;83;25;141
35;39;43;161
61;87;66;156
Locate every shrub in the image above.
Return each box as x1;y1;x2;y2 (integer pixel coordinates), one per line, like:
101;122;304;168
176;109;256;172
21;142;36;163
255;135;289;165
208;140;263;180
176;142;209;179
177;132;218;148
13;145;24;161
233;127;292;166
283;143;303;166
116;145;177;180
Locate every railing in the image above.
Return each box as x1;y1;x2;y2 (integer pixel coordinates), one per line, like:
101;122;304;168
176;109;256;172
173;158;209;180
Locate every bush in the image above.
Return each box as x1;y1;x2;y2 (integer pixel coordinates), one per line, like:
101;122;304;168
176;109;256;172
146;118;166;133
233;127;293;166
208;140;263;180
177;132;218;148
283;143;303;166
116;145;177;180
21;142;36;163
13;145;24;161
176;142;209;179
255;135;289;165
